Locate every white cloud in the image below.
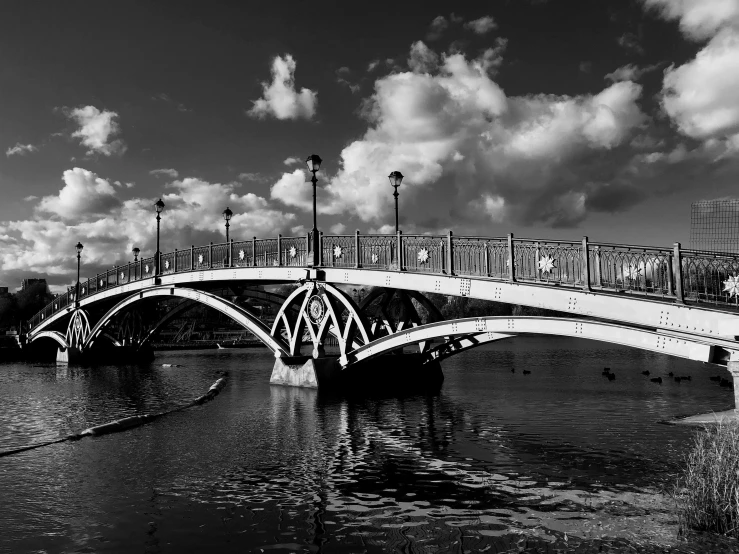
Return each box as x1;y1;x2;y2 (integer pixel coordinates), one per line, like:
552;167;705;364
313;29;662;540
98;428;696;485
283;157;302;166
330;223;347;234
270;169;312;211
367;60;380;72
464;16;497;34
247;55;317;121
643;0;739;41
23;196;38;201
65;106;126;156
38;167;121;220
150;168;179;178
617;32;644;54
6;143;38;157
0;170;299;289
661;28;739;140
270;44;646;229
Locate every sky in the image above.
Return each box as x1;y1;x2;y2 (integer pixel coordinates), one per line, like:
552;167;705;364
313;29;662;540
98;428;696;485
1;0;739;291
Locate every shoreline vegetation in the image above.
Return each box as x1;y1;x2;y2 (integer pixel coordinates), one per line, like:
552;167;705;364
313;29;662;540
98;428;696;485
674;421;739;540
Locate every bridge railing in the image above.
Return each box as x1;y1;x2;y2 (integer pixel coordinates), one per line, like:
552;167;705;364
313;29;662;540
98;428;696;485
682;249;739;306
27;231;739;331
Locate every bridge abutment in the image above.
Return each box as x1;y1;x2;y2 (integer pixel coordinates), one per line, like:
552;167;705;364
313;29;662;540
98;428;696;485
270;353;444;394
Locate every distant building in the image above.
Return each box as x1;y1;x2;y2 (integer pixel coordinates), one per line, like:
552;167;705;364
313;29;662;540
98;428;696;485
21;278;47;291
690;200;739;253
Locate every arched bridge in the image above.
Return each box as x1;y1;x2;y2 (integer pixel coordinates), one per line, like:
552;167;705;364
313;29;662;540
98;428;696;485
24;231;739;399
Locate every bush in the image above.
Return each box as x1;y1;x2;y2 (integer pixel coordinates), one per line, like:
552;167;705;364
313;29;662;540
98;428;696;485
674;421;739;538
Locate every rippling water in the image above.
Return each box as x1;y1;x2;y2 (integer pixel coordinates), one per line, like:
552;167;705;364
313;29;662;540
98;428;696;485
1;337;738;553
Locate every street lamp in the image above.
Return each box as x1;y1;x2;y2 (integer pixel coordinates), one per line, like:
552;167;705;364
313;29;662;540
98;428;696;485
132;247;140;262
306;154;322;266
75;242;83;307
154;198;165;276
222;207;233;242
388;171;404;233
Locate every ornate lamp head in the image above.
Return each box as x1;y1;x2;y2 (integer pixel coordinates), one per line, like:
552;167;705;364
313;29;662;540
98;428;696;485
388;171;404;188
222;206;233;222
306;154;322;173
154;198;165;214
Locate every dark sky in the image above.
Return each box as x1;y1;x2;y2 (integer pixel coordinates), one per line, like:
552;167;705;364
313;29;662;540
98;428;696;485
1;0;738;289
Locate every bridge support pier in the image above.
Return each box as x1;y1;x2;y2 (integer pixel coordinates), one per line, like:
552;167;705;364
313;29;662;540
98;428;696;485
270;353;444;394
56;347;83;364
729;361;739;412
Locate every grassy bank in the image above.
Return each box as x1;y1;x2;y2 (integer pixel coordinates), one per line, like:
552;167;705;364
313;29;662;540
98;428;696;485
674;421;739;538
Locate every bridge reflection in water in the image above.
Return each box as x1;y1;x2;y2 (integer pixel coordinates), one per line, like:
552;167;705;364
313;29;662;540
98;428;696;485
23;232;739;407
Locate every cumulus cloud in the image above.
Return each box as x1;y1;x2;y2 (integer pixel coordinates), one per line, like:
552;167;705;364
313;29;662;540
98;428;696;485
643;0;739;41
464;16;497;34
150;168;179;178
0;169;299;289
6;143;38;157
247;54;317;120
642;0;739;144
65;106;126;156
270;44;647;229
283;157;302;166
38;167;121;220
661;29;739;140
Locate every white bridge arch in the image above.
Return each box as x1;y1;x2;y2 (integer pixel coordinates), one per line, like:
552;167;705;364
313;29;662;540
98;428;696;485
83;286;291;356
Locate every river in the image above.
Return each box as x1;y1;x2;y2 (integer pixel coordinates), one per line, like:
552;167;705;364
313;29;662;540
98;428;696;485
1;336;737;553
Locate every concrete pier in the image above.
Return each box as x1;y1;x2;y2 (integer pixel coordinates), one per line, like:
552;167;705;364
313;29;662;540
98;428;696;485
270;353;444;394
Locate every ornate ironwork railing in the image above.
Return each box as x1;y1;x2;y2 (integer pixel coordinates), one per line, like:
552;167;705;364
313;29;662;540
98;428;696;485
26;232;739;330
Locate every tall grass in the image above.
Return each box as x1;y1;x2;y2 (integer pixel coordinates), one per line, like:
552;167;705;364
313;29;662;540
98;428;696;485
674;421;739;538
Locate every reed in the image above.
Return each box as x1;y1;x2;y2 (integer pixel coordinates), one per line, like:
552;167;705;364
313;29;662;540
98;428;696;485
673;421;739;538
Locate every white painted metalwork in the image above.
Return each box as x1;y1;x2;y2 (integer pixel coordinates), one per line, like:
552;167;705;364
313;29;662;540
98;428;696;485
271;282;370;363
346;316;732;368
82;287;290;357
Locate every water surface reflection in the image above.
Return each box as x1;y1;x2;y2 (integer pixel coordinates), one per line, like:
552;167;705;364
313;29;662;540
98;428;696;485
1;337;738;552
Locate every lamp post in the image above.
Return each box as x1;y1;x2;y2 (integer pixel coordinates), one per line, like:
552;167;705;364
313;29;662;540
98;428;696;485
222;207;233;242
132;247;140;262
154;198;165;277
306;154;322;266
75;242;83;308
388;171;404;234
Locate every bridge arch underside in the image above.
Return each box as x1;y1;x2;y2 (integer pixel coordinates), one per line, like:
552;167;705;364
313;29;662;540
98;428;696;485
84;287;290;356
345;316;738;369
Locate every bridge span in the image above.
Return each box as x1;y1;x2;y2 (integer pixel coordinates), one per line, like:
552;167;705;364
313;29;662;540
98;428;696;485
23;231;739;403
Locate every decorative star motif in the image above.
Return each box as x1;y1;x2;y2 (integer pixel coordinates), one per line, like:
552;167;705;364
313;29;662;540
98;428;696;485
198;254;204;264
145;264;150;274
273;260;279;266
538;255;556;274
724;274;739;298
120;272;125;280
334;245;343;258
371;253;379;264
164;260;170;270
289;246;297;258
239;249;245;260
99;279;104;286
81;287;85;294
625;265;642;280
417;248;429;264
